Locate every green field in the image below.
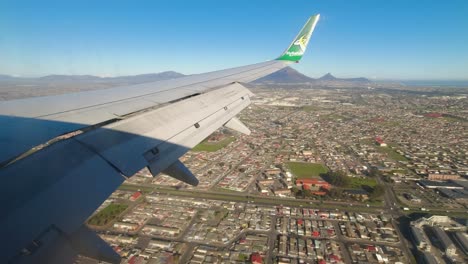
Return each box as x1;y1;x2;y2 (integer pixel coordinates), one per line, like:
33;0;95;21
301;105;322;112
349;177;377;189
377;146;408;161
211;186;243;193
119;184;154;193
360;138;375;146
379;121;401;127
87;203;128;226
192;136;236;152
287;162;329;178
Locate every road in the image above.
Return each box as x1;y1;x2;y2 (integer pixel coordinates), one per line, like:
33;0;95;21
122;183;387;213
376;175;415;263
265;215;278;263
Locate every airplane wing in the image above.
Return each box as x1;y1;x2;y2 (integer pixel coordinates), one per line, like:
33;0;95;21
0;14;320;263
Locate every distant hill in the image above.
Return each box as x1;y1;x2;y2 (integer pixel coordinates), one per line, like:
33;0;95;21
109;71;185;84
317;72;370;83
0;71;186;100
32;71;186;83
0;74;17;81
253;67;371;86
38;75;102;82
0;68;374;100
318;73;336;81
253;67;315;84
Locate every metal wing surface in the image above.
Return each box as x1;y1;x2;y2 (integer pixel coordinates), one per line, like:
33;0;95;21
0;15;320;263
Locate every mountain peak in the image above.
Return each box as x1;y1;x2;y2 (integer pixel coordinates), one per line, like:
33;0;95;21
253;66;315;84
319;73;337;80
252;68;372;86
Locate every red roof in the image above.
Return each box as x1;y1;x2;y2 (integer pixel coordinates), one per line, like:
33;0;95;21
318;260;326;264
424;113;442;118
251;253;263;264
367;245;377;252
296;179;331;190
311;191;327;196
313;231;320;237
296;178;328;184
131;191;142;200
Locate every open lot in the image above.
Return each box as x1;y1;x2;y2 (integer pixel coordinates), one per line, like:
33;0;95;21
192;136;236;152
377;146;408;161
394;184;465;210
287;162;329;178
88;203;128;226
348;177;377;189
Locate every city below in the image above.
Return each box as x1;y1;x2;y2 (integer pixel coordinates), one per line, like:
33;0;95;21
2;2;468;264
1;69;467;264
33;69;466;264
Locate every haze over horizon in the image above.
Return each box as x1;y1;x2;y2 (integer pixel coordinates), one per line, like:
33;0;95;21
1;0;467;80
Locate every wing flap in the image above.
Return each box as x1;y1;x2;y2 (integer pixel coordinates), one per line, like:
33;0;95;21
0;61;285;165
75;82;252;177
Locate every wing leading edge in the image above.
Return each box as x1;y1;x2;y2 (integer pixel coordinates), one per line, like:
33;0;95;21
0;15;320;263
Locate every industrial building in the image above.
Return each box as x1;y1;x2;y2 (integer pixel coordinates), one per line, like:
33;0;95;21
432;227;457;256
453;232;468;255
410;226;431;251
418;180;463;189
420;251;438;264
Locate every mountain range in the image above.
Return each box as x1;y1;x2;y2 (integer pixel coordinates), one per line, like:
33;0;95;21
1;71;185;84
0;67;370;85
0;71;188;100
253;67;371;85
0;68;372;100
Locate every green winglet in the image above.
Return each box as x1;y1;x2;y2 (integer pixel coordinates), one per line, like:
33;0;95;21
276;14;320;62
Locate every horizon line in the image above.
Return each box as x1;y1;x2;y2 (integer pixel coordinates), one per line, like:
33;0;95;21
2;72;468;82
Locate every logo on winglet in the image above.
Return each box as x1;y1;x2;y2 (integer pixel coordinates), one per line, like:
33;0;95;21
293;35;308;51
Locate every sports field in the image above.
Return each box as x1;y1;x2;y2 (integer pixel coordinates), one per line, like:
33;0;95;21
192;136;236;152
287;162;329;178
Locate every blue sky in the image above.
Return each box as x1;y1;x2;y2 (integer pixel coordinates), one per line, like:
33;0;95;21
1;0;467;80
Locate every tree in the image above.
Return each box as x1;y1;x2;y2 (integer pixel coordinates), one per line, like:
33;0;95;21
291;186;300;195
369;184;385;200
238;253;248;261
321;171;350;187
382;175;394;183
368;168;382;178
303;189;313;197
327;188;343;199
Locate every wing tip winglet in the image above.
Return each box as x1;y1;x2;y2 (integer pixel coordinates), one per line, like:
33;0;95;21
276;14;320;62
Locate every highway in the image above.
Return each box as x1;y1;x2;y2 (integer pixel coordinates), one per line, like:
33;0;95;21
120;183;387;213
376;175;415;263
